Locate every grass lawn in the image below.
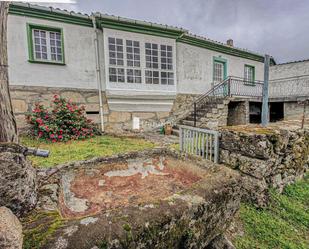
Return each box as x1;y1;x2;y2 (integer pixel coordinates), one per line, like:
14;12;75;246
234;174;309;249
21;135;155;168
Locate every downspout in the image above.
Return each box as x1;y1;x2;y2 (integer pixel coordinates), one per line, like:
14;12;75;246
91;15;104;132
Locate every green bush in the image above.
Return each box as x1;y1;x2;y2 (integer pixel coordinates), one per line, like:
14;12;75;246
26;95;99;142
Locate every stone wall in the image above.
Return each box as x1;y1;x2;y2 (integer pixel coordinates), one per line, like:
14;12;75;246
227;101;249;126
10;85;195;133
219;126;309;206
284;101;305;120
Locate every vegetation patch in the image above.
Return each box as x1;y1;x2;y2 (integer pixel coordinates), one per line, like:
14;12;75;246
234;174;309;249
222;125;277;135
26;95;99;142
21;211;64;249
21;135;154;168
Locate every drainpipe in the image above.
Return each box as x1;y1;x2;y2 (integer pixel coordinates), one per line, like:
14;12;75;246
91;15;104;132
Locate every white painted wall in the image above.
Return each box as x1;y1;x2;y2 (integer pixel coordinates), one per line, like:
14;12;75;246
176;43;265;94
7;15;97;89
270;61;309;79
7;14;266;97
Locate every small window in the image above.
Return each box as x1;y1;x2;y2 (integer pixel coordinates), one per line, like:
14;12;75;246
27;24;64;64
108;37;124;66
109;68;125;83
145;43;159;69
126;40;140;67
160;45;173;70
244;65;255;83
127;69;142;83
213;61;224;83
145;70;159;84
161;72;174;85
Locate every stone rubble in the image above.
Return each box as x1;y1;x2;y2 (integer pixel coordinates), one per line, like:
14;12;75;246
0;143;37;216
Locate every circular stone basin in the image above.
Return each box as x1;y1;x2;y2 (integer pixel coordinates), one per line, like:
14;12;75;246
58;155;208;218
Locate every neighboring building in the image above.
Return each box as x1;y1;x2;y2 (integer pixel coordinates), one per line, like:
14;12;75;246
7;2;269;132
269;60;309;121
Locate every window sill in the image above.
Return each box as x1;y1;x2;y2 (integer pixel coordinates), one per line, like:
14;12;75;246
244;82;256;86
28;60;66;66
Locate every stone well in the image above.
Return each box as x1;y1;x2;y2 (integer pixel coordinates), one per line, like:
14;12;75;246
31;149;242;249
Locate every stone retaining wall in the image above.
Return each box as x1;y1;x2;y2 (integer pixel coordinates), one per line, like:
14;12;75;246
219;126;309;206
10;86;193;133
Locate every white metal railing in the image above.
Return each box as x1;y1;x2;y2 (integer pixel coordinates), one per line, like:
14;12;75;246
179;125;219;163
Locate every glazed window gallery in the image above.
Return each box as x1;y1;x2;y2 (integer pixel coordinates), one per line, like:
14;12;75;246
108;37;175;85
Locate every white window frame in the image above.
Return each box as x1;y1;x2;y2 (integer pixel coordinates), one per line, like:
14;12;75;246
104;28;176;93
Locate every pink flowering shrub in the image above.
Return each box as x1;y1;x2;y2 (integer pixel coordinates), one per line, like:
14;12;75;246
26;95;99;142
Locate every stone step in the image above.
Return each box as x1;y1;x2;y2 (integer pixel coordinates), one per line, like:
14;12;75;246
180;119;201;127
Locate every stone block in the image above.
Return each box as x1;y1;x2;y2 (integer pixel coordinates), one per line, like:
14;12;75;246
12;99;28;113
0;143;37;217
0;207;23;249
156;111;170;119
132;112;156;120
61;91;86;103
217;104;225;109
86;95;99;103
84;103;99;112
108;111;131;123
212;108;218;114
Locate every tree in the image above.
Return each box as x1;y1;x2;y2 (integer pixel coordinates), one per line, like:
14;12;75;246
0;2;18;143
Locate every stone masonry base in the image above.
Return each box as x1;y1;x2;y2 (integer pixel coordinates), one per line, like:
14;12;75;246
10;86;193;133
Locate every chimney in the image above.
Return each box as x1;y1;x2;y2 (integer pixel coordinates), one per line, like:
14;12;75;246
227;39;233;47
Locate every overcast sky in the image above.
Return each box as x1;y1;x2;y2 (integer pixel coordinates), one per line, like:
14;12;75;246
38;0;309;64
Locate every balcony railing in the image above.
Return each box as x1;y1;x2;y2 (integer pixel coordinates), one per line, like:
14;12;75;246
190;75;309;126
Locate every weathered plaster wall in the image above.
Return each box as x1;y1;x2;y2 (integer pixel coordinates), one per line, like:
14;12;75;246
7;15;98;89
270;60;309;79
269;61;309;98
176;43;265;94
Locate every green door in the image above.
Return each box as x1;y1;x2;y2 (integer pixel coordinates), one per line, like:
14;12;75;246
213;57;227;95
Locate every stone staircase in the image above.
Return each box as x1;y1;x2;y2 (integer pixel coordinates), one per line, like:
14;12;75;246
178;96;230;129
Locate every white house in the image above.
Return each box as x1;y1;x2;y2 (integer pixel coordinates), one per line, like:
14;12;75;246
7;2;272;132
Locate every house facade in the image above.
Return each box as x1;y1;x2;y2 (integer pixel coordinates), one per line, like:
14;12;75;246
7;2;269;132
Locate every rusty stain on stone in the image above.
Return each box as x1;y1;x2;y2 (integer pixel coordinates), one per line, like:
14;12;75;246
58;156;204;218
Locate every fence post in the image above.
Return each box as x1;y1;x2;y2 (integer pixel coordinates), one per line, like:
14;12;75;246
262;54;270;126
214;132;219;163
228;77;231;97
194;102;197;127
179;126;183;151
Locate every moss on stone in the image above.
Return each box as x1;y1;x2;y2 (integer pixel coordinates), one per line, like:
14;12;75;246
223;125;277;135
21;211;64;249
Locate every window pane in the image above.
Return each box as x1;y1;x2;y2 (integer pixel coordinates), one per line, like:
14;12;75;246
108;37;124;66
108;37;115;44
126;39;141;68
